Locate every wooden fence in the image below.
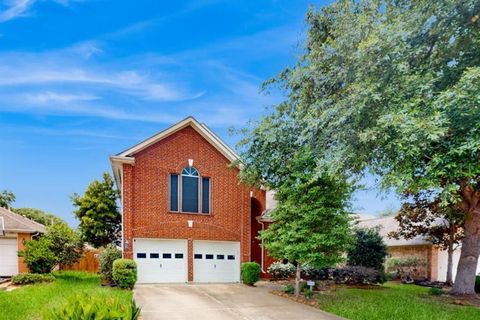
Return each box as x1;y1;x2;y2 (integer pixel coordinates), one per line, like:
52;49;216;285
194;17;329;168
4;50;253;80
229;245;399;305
60;248;101;273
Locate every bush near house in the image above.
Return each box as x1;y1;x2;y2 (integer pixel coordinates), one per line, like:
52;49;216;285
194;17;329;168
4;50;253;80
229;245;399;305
99;244;122;284
267;261;295;280
45;294;140;320
347;228;388;272
18;237;57;274
241;262;261;285
11;273;56;285
112;259;137;290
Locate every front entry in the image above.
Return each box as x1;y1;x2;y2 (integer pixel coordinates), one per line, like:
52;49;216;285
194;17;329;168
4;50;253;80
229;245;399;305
193;240;240;283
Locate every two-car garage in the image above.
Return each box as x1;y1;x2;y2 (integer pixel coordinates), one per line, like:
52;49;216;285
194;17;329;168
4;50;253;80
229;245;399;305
133;239;240;284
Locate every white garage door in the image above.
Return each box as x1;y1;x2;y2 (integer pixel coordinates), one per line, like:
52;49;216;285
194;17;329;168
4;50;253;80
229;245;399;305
0;238;18;276
193;241;240;283
134;239;187;283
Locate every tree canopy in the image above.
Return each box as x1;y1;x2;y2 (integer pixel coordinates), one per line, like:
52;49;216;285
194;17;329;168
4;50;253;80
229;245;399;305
72;172;120;248
0;190;15;209
13;208;65;226
244;0;479;295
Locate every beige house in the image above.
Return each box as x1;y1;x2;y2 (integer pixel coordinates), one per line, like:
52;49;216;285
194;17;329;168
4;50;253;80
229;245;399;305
357;215;480;282
0;207;45;276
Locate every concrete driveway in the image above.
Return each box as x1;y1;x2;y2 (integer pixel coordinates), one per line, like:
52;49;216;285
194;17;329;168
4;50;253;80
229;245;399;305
134;283;343;320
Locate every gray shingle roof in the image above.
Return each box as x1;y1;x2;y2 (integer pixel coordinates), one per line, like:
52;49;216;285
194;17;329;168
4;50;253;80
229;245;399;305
0;207;46;233
356;215;429;247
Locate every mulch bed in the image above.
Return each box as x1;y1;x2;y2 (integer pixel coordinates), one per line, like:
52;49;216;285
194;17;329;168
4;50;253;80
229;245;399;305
270;290;320;308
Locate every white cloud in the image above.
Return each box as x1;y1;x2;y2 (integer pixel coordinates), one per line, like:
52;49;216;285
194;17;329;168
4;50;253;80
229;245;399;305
0;0;81;23
22;91;100;104
0;0;34;22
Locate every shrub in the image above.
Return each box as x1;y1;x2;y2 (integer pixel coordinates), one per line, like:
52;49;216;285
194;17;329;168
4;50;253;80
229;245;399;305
429;287;444;296
241;262;260;285
330;266;381;285
112;259;137;289
301;266;330;280
475;275;480;293
303;288;314;299
100;244;122;284
347;227;388;272
385;257;425;281
46;222;83;266
11;273;55;285
18;237;57;274
283;283;294;294
44;294;140;320
267;261;295;280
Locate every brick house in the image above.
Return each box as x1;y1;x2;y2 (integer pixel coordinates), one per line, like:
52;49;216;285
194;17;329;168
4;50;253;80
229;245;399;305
110;117;274;283
0;207;45;276
358;215;480;282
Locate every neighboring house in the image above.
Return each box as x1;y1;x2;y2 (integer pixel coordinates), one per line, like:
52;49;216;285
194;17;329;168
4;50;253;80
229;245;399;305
110;116;274;283
0;207;45;276
357;215;480;282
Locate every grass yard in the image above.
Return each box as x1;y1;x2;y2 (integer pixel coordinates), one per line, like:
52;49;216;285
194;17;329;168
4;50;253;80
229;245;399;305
317;282;480;320
0;271;133;320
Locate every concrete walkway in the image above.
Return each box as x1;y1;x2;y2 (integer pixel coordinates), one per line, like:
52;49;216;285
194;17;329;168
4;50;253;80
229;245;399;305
134;283;343;320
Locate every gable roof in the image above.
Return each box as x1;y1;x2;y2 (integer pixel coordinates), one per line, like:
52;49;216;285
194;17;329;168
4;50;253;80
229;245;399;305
110;116;241;191
0;207;46;234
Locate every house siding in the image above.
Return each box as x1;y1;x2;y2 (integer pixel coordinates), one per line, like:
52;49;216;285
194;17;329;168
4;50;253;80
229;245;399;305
121;126;264;281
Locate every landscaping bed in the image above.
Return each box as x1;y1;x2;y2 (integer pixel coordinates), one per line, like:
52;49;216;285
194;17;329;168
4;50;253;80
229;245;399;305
0;271;133;320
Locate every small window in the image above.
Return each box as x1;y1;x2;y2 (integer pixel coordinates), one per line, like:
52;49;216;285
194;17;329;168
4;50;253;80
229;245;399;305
150;253;159;259
227;255;235;260
194;254;202;259
162;253;172;259
205;254;214;260
202;177;210;213
170;174;179;211
136;253;146;259
217;254;224;260
175;253;184;259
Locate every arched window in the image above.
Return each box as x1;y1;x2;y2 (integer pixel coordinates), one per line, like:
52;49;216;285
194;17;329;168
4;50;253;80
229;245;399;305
181;166;199;213
169;166;210;214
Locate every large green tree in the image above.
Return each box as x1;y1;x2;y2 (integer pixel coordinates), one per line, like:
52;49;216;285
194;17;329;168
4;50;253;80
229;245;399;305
13;208;65;226
250;0;479;294
72;172;120;248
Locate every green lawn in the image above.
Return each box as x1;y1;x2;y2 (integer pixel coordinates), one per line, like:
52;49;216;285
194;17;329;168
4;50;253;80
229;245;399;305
317;282;480;320
0;271;133;320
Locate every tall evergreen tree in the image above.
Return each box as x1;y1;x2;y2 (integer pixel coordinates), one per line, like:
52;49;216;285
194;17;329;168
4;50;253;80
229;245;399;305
72;172;120;248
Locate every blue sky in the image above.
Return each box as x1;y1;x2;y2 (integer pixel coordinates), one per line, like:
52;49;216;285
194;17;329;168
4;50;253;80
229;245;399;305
0;0;400;226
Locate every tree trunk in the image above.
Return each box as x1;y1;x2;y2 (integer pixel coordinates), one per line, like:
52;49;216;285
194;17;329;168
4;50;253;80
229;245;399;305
446;236;454;286
451;188;480;295
294;263;301;297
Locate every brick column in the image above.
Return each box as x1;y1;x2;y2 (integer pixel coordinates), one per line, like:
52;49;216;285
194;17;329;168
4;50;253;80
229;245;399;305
188;239;193;281
429;246;439;281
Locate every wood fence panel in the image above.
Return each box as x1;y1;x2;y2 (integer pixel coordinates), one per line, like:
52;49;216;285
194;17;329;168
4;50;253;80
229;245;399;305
60;249;101;273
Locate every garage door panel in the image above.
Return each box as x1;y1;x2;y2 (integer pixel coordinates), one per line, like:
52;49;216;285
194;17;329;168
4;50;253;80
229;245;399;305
134;239;187;283
193;241;240;283
0;238;18;276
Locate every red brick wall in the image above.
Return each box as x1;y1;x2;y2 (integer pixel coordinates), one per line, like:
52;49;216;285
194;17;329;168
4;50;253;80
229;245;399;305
17;233;31;273
121;126;265;281
388;245;438;280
